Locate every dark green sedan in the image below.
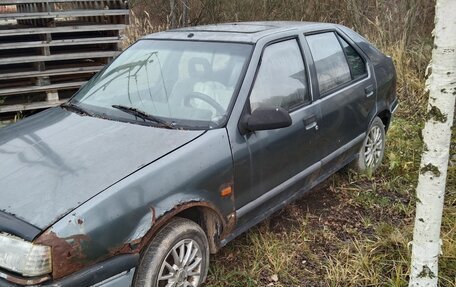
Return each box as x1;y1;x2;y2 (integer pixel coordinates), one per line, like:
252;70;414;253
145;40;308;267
0;21;397;287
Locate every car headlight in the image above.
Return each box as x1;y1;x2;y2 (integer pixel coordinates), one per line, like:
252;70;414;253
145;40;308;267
0;233;52;277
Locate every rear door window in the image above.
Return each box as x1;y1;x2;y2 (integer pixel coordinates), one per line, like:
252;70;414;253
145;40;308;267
306;32;352;95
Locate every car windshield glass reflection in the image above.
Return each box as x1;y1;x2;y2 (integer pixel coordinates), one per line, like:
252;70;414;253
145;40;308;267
71;40;253;129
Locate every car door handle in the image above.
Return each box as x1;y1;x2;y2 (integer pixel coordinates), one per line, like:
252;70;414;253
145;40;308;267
306;121;318;130
303;115;319;130
365;85;374;97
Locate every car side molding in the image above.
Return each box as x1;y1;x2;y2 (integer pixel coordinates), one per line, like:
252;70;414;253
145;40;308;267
236;161;321;218
236;132;365;218
321;133;366;166
221;133;366;247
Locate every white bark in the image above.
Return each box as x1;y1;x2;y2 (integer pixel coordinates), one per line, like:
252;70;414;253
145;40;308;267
409;0;456;286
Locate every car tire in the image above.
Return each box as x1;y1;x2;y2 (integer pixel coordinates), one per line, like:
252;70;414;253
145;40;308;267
351;116;386;173
133;217;210;287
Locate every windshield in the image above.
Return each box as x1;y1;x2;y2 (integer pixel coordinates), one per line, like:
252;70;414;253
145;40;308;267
71;40;253;129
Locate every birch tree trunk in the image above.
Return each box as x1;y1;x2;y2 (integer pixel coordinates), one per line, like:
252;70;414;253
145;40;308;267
409;0;456;286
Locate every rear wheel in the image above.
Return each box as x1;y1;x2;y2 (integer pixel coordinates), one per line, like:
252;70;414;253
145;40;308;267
133;217;209;287
351;116;385;173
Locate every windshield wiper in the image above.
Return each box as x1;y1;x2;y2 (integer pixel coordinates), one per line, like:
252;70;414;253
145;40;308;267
61;102;93;116
112;105;175;129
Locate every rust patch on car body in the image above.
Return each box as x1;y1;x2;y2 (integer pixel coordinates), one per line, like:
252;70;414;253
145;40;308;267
34;231;91;279
35;201;235;280
108;201;235;258
142;202;226;249
222;211;237;239
219;179;236;240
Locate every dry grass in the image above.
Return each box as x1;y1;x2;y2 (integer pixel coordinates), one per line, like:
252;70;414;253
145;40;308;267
122;10;168;48
123;0;456;285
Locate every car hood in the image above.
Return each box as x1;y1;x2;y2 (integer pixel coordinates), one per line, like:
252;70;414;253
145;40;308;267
0;108;204;230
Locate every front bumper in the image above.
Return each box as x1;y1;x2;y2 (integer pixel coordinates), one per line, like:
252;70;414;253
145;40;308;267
0;254;138;287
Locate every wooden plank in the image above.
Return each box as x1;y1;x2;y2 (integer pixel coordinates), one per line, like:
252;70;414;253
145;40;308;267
1;0;123;4
0;100;66;113
0;24;127;36
0;10;129;20
0;65;103;80
0;81;86;96
0;51;119;65
0;37;121;49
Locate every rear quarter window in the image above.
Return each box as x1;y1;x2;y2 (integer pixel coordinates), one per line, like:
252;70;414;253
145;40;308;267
337;35;367;79
338;26;385;64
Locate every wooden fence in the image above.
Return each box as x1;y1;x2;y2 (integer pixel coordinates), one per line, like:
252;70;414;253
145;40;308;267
0;0;129;115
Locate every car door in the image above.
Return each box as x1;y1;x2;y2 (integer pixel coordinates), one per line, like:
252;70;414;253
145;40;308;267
231;37;322;226
303;31;376;169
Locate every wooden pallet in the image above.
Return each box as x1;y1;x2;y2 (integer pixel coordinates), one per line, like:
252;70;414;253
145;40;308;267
0;0;128;116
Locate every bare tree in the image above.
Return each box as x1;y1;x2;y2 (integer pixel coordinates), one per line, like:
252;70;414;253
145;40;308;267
182;0;189;26
409;0;456;285
169;0;177;28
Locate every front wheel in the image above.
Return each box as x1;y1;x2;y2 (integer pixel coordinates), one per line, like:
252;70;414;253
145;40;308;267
133;217;210;287
351;116;386;173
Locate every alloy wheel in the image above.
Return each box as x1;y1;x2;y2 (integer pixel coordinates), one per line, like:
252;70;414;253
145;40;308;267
157;239;203;287
364;125;383;168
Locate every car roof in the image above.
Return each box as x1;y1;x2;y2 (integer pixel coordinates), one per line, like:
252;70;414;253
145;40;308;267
143;21;339;43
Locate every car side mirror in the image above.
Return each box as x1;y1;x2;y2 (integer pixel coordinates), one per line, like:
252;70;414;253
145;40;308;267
242;106;292;133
